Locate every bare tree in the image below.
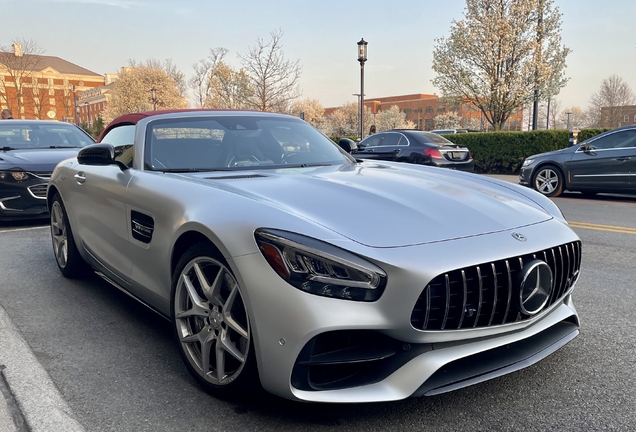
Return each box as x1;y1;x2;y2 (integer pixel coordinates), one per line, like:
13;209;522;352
432;0;570;130
560;106;585;129
239;29;301;112
588;75;636;128
189;48;229;108
0;38;45;118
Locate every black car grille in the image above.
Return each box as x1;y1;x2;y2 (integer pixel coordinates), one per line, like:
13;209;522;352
28;184;48;198
30;171;53;180
410;241;582;331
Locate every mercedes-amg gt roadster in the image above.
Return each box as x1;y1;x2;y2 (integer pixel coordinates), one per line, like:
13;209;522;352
47;110;582;402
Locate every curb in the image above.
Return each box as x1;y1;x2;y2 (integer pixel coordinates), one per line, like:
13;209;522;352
0;304;85;432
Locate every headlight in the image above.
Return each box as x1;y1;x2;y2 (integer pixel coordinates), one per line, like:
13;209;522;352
0;171;29;181
522;158;535;167
255;229;387;302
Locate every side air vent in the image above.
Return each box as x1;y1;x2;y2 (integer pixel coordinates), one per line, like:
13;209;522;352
131;210;154;244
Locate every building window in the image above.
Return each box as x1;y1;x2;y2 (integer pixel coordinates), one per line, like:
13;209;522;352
48;78;54;86
634;114;636;123
49;98;55;106
49;88;55;96
437;107;446;113
425;106;433;113
625;115;629;122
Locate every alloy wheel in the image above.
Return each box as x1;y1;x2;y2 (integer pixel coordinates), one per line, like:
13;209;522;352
534;168;560;195
51;201;69;268
174;257;250;386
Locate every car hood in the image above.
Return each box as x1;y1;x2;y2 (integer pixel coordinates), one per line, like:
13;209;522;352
186;162;553;248
530;145;576;159
0;148;81;171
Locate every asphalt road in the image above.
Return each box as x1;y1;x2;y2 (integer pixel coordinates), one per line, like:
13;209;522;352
1;188;635;431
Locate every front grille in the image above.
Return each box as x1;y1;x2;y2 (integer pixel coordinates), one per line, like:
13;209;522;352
30;171;53;180
410;241;582;331
27;184;48;199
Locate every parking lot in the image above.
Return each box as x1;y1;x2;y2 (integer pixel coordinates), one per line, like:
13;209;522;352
1;188;636;431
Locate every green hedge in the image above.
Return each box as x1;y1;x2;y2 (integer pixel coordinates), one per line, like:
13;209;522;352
444;129;609;174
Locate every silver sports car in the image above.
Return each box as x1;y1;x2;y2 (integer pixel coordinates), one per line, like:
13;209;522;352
47;110;582;403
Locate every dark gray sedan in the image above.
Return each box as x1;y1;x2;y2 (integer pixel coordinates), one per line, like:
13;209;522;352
520;125;636;197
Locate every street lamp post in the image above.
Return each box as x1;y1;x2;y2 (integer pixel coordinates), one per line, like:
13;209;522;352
151;87;157;111
85;102;90;128
357;38;368;140
566;111;573;130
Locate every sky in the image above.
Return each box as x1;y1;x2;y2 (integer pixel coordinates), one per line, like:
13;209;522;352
2;0;636;112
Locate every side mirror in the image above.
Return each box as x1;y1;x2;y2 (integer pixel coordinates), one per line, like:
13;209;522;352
579;143;590;153
338;138;358;153
78;143;129;170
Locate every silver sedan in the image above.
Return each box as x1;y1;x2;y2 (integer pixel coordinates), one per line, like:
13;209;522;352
47;110;581;402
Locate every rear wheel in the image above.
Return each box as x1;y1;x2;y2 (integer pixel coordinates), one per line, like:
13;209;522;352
171;243;259;400
532;165;564;197
50;193;88;278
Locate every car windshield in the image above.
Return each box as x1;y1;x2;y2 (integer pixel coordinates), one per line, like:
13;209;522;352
145;115;353;171
0;124;94;149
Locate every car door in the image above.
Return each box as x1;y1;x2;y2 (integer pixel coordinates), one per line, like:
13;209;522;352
355;132;405;161
568;129;636;191
65;125;136;282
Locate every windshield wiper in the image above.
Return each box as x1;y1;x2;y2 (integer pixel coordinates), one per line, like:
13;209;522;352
49;145;81;149
1;146;16;151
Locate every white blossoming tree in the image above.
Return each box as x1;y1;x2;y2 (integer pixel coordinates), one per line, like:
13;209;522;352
375;105;415;131
432;0;570;130
103;62;188;122
290;98;325;127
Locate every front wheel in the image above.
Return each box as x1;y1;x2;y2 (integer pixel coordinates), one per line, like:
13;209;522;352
50;193;88;278
532;166;564;197
171;243;259;400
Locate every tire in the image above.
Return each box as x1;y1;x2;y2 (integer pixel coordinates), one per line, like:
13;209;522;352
50;193;88;278
532;165;564;197
171;243;259;400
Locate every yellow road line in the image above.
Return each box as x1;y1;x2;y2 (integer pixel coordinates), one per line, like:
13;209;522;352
569;221;636;234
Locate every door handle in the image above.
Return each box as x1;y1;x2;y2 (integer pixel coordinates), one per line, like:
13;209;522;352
616;157;631;162
394;149;400;153
74;172;86;184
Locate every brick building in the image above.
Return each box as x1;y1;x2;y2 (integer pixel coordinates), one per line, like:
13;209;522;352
76;74;118;127
0;43;105;122
326;93;523;132
600;105;636;128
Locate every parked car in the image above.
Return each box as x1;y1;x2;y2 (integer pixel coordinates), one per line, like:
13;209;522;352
352;129;474;171
520;125;636;197
48;110;581;402
0;120;94;221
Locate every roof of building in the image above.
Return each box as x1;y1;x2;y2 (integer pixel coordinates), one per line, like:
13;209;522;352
0;53;102;76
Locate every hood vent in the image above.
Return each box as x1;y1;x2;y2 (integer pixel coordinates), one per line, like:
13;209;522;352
205;174;268;180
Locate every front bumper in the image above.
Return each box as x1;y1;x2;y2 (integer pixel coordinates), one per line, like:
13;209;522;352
431;159;474;172
232;218;581;402
0;180;49;221
519;165;533;187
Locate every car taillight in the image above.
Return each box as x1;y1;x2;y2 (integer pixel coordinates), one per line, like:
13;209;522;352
423;148;443;159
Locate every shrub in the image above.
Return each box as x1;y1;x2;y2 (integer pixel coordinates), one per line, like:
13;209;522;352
444;129;608;174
